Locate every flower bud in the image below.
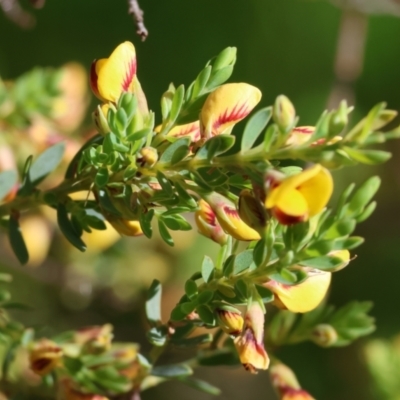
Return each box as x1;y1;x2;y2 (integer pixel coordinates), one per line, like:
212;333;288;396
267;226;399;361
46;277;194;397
109;219;143;237
29;339;63;376
194;200;228;245
215;306;244;336
238;190;268;234
139;146;158;167
93;104;111;135
233;302;269;373
310;324;338;347
205;193;260;241
285;126;314;147
273;95;296;132
59;379;109;400
329;100;349;136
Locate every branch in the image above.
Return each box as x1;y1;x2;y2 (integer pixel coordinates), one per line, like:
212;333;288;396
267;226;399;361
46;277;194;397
0;0;35;28
127;0;148;41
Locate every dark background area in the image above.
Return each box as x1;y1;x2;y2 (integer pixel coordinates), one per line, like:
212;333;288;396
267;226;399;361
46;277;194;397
1;0;400;399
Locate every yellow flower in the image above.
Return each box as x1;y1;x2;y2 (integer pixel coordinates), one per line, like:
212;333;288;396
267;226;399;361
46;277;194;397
90;41;137;104
205;193;261;241
215;306;244;336
74;324;113;351
234;302;269;373
194;199;228;245
29;339;63;376
200;83;261;140
109;219;143;237
265;164;333;225
265;268;331;313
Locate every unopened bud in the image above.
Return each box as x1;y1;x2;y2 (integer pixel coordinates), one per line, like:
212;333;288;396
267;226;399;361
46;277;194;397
109;218;143;237
238;190;268;234
215;306;244;336
195;200;228;245
328;249;351;272
139;146;158;167
75;324;113;353
329;100;349;136
93;104;111;135
311;324;338;347
273;95;296;132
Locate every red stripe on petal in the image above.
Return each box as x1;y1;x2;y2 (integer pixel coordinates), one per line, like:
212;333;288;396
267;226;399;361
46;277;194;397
212;102;250;134
122;58;137;92
90;60;101;99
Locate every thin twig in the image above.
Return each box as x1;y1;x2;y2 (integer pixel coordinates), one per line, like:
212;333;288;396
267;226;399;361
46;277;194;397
127;0;148;41
0;0;35;28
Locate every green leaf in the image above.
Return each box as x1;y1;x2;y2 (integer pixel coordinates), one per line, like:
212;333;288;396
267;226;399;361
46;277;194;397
206;65;234;90
139;209;154;238
233;250;254;274
255;285;274;303
152;364;193;378
192;66;212;99
156;171;174;196
170;85;185;123
299;255;346;271
184;280;198;299
241;107;272;152
147;326;167;346
94;168;109;187
201;256;214;283
331;236;364;250
159;137;191;164
196;135;235;160
0;170;17;201
126;127;152;142
162;214;192;231
8;214;29;265
29;142;65;185
356;201;377;223
158;219;174;246
346;176;380;217
197;305;215;325
344;147;391;165
146;280;162;326
57;203;86;252
253;238;267;266
197;290;214;305
323;219;356;240
178;377;221;396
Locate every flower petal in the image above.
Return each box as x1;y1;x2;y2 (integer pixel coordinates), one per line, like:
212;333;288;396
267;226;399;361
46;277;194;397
201;83;261;139
96;42;137;103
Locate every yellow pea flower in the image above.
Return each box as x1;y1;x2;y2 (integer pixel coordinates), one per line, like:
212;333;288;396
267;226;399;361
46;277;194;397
194;199;228;245
29;339;63;376
200;83;261;140
265;164;333;225
90;41;137;103
205;193;261;241
264;268;331;313
166;121;201;142
233;302;269;373
285;126;314;146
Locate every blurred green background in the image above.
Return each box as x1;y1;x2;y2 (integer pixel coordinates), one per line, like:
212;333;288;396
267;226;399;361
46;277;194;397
1;0;400;399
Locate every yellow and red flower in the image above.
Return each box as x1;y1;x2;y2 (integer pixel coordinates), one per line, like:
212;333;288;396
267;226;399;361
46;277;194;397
90;42;136;103
194;199;228;245
200;83;261;140
265;164;333;225
233;302;269;373
29;339;63;376
205;193;261;241
264;268;331;313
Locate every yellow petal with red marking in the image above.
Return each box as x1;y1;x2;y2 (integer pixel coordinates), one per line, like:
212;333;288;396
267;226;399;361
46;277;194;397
201;83;261;139
265;269;331;313
91;42;137;103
